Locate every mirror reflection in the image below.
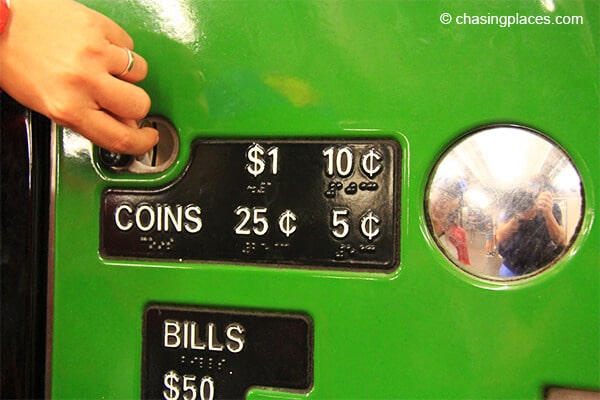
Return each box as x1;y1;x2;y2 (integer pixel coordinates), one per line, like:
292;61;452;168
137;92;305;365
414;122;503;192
427;125;583;280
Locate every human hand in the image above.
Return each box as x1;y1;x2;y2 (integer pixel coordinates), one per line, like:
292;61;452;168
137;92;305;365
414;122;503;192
0;0;158;155
535;191;554;218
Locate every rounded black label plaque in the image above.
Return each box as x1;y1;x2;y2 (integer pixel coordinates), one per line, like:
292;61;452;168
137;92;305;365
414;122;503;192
101;139;401;271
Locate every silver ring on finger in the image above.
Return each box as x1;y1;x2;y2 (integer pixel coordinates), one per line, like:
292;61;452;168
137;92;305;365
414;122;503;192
117;48;135;78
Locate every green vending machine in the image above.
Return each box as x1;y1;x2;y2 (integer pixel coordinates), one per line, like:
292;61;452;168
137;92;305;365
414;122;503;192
46;1;598;398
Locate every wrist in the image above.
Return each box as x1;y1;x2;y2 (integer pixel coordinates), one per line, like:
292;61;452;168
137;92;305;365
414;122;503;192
0;0;9;35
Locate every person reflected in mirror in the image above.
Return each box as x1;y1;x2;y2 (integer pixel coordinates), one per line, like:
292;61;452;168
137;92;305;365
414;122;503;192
0;0;158;155
495;189;566;277
485;222;496;257
429;179;471;266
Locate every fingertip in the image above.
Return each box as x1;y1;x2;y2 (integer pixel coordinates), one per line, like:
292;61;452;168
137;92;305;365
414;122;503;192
118;127;158;156
135;54;149;80
78;110;164;155
107;126;153;156
140;125;160;149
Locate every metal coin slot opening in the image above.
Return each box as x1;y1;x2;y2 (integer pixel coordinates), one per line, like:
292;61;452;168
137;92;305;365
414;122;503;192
97;116;179;174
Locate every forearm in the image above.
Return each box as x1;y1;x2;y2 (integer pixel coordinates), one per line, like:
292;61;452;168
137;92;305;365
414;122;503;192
544;213;566;246
495;217;520;244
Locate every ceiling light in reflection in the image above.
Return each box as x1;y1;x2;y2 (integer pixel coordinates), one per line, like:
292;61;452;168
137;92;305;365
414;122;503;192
138;0;199;45
436;156;464;180
553;165;581;193
475;127;551;187
476;128;526;186
465;188;490;209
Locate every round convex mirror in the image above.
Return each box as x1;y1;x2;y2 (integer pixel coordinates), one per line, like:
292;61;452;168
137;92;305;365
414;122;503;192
426;125;584;280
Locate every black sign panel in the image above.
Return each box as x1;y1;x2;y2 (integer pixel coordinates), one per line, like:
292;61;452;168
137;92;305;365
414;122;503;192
101;139;400;270
142;306;312;400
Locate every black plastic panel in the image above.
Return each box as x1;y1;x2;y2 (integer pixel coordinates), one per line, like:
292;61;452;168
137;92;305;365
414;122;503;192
0;94;50;399
101;139;400;271
142;305;312;399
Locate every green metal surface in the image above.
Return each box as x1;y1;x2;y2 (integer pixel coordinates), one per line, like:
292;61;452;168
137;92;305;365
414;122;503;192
50;0;599;398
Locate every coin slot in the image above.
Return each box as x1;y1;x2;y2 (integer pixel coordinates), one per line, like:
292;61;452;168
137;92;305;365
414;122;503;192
97;116;179;174
131;116;179;173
